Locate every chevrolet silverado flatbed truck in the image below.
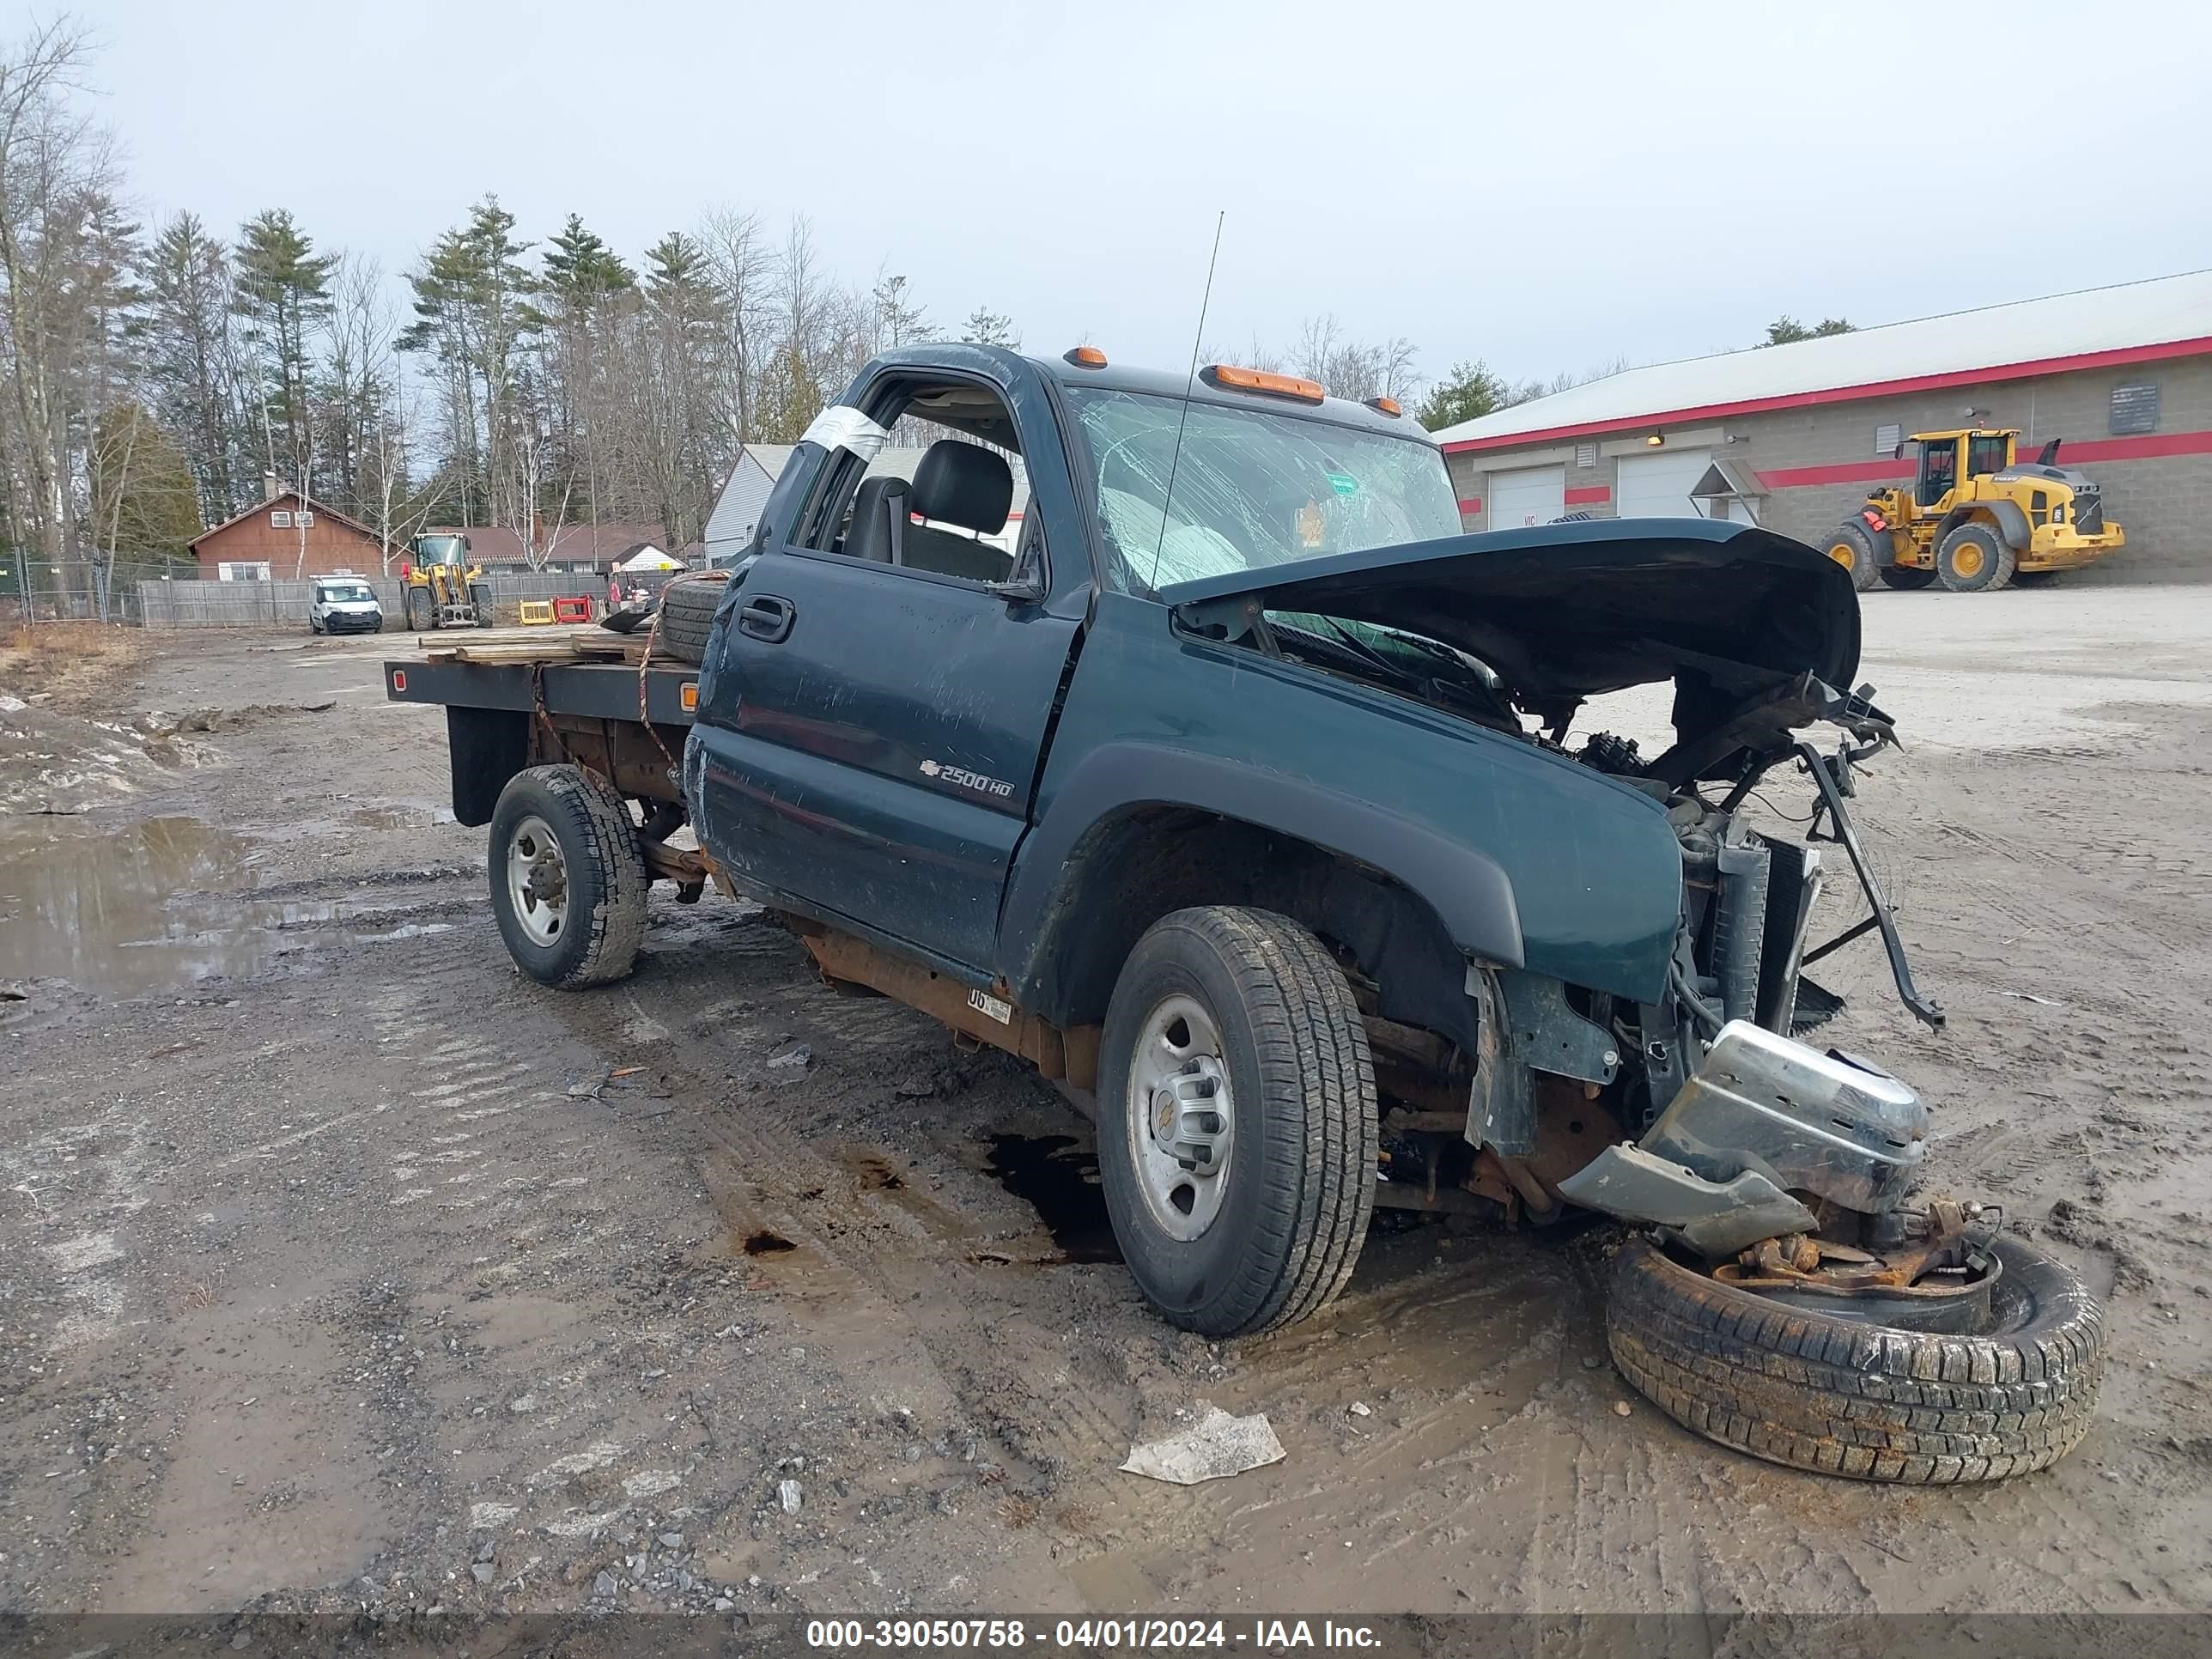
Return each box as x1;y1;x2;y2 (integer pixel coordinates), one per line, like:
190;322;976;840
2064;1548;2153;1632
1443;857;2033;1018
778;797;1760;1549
388;343;2102;1484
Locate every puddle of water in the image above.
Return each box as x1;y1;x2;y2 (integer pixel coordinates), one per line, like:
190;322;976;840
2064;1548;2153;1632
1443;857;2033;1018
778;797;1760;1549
349;804;456;830
981;1133;1121;1265
0;813;465;997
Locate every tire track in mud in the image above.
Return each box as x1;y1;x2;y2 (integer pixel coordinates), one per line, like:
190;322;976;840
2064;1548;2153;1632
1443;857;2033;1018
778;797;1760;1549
547;915;1146;1489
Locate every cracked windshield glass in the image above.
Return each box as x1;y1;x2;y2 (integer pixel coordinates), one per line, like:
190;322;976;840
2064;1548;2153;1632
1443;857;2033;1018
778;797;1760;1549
1064;387;1462;591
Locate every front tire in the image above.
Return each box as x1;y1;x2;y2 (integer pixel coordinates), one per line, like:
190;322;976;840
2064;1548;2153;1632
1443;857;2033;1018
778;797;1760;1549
1607;1235;2103;1482
1096;907;1376;1338
1937;521;2016;592
404;586;435;631
1823;520;1882;592
488;765;649;988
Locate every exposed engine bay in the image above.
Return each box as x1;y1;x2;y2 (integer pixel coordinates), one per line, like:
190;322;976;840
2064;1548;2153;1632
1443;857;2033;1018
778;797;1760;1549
1170;522;2002;1322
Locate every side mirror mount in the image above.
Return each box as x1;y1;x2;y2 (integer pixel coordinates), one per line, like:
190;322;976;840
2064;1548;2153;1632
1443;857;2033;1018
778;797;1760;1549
986;570;1046;605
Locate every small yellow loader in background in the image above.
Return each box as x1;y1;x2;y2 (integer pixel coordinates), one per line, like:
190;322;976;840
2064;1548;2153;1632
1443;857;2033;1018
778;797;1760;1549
1824;428;2125;593
398;532;494;629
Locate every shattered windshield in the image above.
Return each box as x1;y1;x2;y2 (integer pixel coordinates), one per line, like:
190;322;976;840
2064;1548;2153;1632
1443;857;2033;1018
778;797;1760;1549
1064;387;1462;591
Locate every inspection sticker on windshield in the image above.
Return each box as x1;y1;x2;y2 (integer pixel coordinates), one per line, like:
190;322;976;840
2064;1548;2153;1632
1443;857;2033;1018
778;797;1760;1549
1325;471;1358;496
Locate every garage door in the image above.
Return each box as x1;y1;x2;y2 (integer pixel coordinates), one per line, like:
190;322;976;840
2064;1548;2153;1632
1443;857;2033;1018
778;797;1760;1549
1615;449;1714;520
1486;465;1565;530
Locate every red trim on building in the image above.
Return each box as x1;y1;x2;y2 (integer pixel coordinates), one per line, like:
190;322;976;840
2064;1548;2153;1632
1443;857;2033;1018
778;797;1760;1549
1563;484;1611;506
1759;459;1912;489
1440;336;2212;456
1757;427;2212;490
1457;496;1483;514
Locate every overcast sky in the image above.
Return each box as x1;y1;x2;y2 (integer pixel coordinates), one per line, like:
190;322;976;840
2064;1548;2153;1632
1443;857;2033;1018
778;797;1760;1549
71;0;2212;389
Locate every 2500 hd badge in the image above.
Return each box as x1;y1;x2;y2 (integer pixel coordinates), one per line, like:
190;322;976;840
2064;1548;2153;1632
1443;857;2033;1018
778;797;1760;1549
920;757;1014;798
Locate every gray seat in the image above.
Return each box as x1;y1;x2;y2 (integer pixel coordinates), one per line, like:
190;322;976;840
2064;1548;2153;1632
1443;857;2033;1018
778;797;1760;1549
847;474;911;564
901;442;1015;582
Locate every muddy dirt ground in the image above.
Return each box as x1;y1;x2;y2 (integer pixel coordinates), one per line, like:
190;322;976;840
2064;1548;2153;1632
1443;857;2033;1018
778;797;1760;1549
4;587;2211;1625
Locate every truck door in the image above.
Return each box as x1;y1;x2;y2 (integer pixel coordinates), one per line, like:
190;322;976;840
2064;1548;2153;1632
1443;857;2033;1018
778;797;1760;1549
690;374;1083;970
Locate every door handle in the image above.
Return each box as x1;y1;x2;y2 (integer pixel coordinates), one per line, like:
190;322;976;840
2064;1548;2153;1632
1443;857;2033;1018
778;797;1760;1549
737;594;794;643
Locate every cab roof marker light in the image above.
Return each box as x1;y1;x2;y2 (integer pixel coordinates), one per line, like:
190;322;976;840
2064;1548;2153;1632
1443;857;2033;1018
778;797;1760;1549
1204;364;1325;404
1065;345;1108;368
1365;396;1402;417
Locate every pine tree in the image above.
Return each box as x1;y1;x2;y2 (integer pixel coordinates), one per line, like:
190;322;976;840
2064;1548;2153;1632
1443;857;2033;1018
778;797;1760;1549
141;212;246;522
233;209;335;493
88;401;201;572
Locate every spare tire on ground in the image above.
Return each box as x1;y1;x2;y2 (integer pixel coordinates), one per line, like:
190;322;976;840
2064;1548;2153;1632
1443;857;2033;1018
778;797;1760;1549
654;574;729;665
1607;1233;2103;1483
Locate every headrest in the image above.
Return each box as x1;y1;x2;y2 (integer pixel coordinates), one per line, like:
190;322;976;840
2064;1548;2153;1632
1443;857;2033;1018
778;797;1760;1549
910;441;1012;535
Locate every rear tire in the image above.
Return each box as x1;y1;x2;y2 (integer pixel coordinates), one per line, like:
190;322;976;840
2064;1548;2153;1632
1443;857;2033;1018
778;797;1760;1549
1096;907;1376;1337
404;586;434;631
1878;564;1936;591
487;765;649;988
1823;520;1882;592
1936;521;2016;592
655;575;729;665
1607;1235;2103;1482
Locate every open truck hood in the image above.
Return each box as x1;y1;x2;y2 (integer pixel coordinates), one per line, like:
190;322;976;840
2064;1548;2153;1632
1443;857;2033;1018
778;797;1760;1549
1161;518;1864;781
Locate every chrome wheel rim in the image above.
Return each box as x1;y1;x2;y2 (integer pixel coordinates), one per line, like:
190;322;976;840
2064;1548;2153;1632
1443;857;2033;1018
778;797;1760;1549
506;814;568;947
1126;994;1235;1241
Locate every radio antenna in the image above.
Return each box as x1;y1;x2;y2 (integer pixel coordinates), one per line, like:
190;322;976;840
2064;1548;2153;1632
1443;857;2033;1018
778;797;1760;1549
1149;210;1224;590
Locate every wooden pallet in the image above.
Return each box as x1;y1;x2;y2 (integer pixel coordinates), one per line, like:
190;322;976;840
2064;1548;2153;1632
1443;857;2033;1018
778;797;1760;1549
416;623;657;666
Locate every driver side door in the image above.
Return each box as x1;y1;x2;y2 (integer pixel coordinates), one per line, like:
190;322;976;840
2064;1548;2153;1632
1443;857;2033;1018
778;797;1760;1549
689;375;1084;971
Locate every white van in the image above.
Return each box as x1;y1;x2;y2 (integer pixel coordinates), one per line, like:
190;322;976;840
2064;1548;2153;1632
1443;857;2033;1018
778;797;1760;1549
309;578;384;635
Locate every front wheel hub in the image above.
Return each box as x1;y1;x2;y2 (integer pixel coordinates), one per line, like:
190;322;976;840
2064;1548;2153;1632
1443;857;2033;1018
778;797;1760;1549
1127;995;1236;1241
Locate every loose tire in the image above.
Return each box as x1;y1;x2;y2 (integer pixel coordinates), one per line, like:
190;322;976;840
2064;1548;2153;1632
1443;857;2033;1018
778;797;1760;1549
404;585;435;631
1096;907;1376;1338
1878;564;1937;591
1607;1235;2103;1483
487;765;649;988
655;575;729;666
1936;521;2016;592
1823;520;1882;592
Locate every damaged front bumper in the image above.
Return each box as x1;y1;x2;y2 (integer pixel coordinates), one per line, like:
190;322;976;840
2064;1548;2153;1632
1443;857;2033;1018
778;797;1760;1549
1557;1019;1928;1257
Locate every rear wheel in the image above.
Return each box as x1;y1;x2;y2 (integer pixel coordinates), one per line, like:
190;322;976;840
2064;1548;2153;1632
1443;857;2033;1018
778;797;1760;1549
1096;907;1376;1337
1937;521;2016;592
655;575;729;665
404;585;435;631
487;765;649;988
1823;520;1882;592
1607;1233;2103;1482
1878;564;1937;591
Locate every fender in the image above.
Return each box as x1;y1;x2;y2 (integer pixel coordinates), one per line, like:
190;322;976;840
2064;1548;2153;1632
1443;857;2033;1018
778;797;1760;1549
999;741;1524;1012
1938;498;2030;550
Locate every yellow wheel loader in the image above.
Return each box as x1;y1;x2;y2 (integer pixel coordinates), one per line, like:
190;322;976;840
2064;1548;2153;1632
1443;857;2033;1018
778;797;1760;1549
1823;429;2124;594
398;533;495;629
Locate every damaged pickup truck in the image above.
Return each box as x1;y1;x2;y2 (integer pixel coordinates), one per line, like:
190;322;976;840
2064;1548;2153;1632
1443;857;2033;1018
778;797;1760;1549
395;343;2103;1484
